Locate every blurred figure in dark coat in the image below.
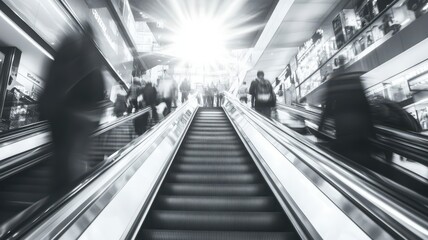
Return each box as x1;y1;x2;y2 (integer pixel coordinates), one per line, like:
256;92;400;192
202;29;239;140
39;23;105;191
318;72;374;163
142;82;158;121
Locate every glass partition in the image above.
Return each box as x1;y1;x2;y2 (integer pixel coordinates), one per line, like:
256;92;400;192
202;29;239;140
62;0;134;84
3;0;78;49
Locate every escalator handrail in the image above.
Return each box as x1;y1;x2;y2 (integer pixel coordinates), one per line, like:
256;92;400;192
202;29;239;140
0;121;49;145
0;107;151;181
277;103;428;166
0;100;114;145
0;101;196;240
225;94;428;239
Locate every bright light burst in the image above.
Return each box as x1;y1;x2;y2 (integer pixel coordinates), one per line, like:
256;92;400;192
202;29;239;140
172;18;227;65
157;0;262;67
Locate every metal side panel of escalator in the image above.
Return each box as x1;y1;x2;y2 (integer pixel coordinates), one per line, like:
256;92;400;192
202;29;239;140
137;108;300;240
0;116;141;226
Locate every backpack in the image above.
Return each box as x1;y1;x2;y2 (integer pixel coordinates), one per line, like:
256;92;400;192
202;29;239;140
256;80;273;103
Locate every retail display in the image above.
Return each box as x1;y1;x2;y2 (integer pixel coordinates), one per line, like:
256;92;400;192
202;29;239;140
332;9;361;49
356;0;376;27
278;0;428;102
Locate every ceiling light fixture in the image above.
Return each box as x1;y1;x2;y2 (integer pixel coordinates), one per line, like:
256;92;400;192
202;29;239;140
0;11;54;60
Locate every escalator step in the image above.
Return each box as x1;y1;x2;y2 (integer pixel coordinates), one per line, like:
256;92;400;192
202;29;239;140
153;196;279;211
185;131;237;136
177;156;249;164
160;183;270;196
139;230;299;240
188;127;234;132
185;135;239;141
180;143;243;151
179;149;247;157
172;163;254;173
167;172;261;184
145;210;291;231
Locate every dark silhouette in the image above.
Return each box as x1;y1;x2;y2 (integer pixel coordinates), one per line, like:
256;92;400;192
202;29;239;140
142;82;158;121
128;77;142;112
39;24;105;191
249;71;276;117
114;93;128;117
370;96;422;161
180;78;191;103
249;78;259;108
370;96;422;132
318;72;374;163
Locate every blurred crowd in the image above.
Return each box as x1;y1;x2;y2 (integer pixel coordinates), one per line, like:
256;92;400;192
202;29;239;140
238;70;423;166
38;22;423;194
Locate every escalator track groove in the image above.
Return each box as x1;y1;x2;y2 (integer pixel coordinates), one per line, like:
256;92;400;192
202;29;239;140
138;108;299;240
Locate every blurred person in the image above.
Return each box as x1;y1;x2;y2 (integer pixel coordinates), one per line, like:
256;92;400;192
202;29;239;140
207;83;217;107
128;74;142;112
142;81;158;121
318;72;374;164
180;78;191;103
370;96;422;132
171;79;178;108
249;77;260;108
216;82;225;107
284;79;297;105
158;70;175;115
114;92;128;117
202;84;209;107
370;96;422;161
39;23;105;191
238;81;248;104
249;71;276;117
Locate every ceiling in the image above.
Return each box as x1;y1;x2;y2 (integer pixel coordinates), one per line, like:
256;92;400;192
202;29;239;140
243;0;342;83
130;0;279;50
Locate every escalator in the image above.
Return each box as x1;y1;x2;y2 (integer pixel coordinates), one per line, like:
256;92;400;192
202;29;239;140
0;114;146;226
275;104;428;212
138;108;299;240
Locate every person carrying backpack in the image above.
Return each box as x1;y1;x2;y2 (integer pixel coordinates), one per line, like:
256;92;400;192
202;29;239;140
250;71;276;117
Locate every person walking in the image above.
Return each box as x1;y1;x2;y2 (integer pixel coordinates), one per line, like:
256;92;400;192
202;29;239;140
39;23;106;191
318;72;375;164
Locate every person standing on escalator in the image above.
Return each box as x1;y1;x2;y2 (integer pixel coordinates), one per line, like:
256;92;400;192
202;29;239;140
158;69;175;115
128;73;143;113
180;78;191;103
39;23;106;191
143;81;158;121
249;71;276;118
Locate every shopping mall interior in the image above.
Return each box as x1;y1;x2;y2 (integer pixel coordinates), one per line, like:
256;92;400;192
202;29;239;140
0;0;427;239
